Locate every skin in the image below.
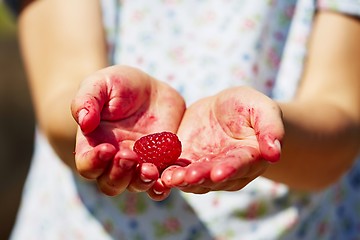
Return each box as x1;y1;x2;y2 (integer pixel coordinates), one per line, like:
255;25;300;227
263;12;360;190
162;87;283;194
72;65;185;199
18;0;108;170
18;0;360;201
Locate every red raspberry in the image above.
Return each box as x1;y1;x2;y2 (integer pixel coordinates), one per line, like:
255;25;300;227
133;131;182;171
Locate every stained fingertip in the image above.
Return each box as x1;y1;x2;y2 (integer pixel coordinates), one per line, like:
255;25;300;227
139;163;159;183
261;137;281;163
119;158;138;170
79;108;100;134
151;179;170;197
186;169;205;184
98;146;116;162
161;166;180;187
171;168;187;186
148;189;171;201
118;148;138;160
211;165;236;183
185;162;212;184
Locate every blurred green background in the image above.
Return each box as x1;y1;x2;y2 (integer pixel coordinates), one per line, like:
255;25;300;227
0;2;34;239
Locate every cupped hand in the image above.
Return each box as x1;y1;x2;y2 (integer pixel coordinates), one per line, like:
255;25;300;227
71;65;185;200
162;87;284;194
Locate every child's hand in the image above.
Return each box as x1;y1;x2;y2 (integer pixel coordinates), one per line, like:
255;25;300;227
71;65;185;200
162;87;284;194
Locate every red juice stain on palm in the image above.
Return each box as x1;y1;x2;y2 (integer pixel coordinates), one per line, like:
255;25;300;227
133;132;182;171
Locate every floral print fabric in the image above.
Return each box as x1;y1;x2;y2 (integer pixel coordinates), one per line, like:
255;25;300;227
10;0;360;239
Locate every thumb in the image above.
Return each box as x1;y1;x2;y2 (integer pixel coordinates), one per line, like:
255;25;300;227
71;72;106;135
252;104;284;163
71;65;152;134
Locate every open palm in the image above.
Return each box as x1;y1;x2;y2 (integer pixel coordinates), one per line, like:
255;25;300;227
162;87;284;194
71;65;185;200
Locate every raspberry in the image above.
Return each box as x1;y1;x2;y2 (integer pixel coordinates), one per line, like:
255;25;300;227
133;131;182;171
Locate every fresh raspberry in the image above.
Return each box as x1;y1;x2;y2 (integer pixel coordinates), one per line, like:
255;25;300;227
133;131;182;171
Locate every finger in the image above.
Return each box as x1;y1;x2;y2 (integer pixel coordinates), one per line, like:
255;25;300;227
162;166;186;187
161;165;184;187
251;104;284;163
71;65;152;134
210;146;260;182
127;163;159;192
71;73;107;134
97;155;138;196
162;160;213;187
184;161;213;184
75;142;117;179
147;179;171;201
215;87;284;163
162;162;211;188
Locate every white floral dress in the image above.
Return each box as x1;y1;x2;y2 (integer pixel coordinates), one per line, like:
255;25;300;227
9;0;360;239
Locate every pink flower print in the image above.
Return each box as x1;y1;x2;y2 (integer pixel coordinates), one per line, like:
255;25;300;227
136;56;144;65
206;38;220;50
241;18;257;31
203;10;217;22
166;73;175;82
274;31;285;42
246;201;267;219
163;0;181;5
317;221;329;237
285;5;295;19
195;10;217;26
317;0;338;9
124;194;137;215
269;182;280;197
212;196;220;207
131;10;145;22
268;0;276;7
333;185;346;204
265;78;275;89
252;64;259;76
164;217;181;232
154;217;182;237
104;219;114;234
285;215;298;230
267;47;280;69
120;193;147;215
231;66;246;80
168;46;188;64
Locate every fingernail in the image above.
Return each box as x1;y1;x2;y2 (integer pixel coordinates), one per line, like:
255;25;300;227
162;170;173;184
197;178;205;184
78;109;88;126
178;182;189;187
118;149;138;160
119;159;137;170
266;138;281;153
140;174;153;183
153;189;164;195
267;138;281;163
273;139;281;152
264;135;281;152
